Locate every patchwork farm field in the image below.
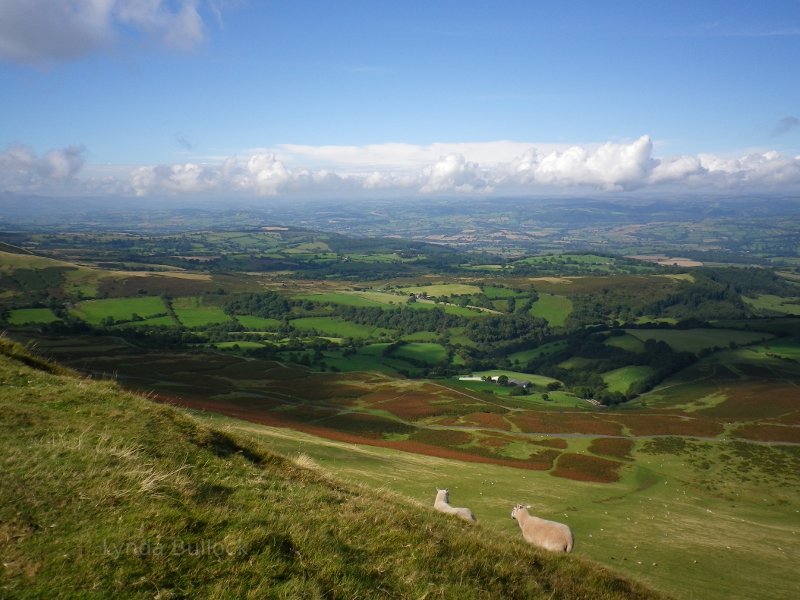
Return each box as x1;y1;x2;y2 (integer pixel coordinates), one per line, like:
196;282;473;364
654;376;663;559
529;292;573;326
172;296;232;327
508;340;569;365
289;316;392;339
603;366;656;394
392;341;448;364
69;296;169;324
468;369;562;388
293;292;388;307
6;307;60;325
482;285;528;299
398;283;483;296
0;249;77;272
117;315;176;328
627;328;773;353
746;336;800;360
391;298;491;317
744;293;800;315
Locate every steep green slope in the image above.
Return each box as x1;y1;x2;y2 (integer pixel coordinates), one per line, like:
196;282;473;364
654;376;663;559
0;337;665;599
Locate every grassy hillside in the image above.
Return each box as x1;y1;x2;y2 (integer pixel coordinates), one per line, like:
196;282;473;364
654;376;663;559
0;337;663;600
200;413;800;600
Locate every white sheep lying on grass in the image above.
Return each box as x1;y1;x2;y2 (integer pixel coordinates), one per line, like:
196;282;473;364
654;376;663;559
510;504;574;553
433;488;476;523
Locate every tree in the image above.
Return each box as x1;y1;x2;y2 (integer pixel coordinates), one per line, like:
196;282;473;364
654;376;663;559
497;374;509;386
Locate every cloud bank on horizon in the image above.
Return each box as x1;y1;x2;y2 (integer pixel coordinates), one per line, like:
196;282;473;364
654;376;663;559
2;136;800;198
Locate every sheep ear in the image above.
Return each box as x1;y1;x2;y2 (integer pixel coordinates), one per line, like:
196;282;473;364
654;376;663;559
526;505;531;509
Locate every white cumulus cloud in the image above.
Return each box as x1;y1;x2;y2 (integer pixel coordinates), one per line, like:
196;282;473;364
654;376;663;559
131;162;220;196
420;154;491;194
684;151;800;191
0;144;86;192
129;152;321;197
244;153;292;195
649;155;706;183
508;135;655;191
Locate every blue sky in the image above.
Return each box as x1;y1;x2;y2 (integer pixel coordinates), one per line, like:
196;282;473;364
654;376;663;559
1;0;799;198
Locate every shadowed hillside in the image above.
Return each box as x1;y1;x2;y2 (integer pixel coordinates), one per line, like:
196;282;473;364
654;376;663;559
0;336;666;599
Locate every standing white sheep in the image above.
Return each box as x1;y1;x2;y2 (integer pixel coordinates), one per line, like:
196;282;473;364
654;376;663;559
510;504;574;553
433;488;477;523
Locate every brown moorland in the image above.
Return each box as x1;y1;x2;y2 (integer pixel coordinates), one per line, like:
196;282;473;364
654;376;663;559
731;423;800;444
511;412;624;436
551;453;625;483
589;437;636;461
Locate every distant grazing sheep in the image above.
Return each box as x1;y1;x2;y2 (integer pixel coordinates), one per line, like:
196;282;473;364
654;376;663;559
510;504;574;553
434;488;476;523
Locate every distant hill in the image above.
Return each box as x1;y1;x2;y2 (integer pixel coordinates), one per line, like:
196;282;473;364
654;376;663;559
0;241;34;255
0;337;666;599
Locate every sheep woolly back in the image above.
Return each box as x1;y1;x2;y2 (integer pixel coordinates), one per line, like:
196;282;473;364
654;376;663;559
511;504;573;553
433;488;476;523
